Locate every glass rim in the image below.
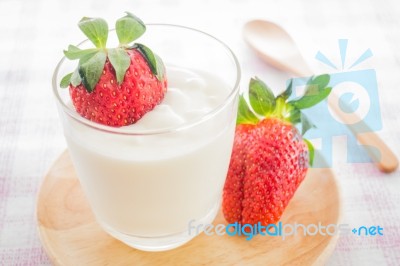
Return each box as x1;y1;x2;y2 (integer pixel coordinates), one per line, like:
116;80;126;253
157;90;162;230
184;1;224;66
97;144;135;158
52;23;241;136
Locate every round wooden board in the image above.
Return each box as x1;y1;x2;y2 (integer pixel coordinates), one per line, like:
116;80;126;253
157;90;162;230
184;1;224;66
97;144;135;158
37;151;341;266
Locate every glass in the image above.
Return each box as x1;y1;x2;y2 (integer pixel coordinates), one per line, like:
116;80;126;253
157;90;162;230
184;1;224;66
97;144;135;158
52;24;241;251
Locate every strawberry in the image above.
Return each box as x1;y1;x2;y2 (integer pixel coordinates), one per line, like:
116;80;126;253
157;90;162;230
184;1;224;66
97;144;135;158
60;12;167;127
222;75;331;228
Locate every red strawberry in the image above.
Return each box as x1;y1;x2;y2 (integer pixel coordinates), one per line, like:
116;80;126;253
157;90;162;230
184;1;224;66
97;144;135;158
223;76;331;227
60;13;167;127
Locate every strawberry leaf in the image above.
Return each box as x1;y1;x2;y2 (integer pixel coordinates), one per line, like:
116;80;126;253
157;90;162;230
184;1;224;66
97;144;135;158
60;73;73;88
116;12;146;45
108;48;131;84
78;51;106;93
70;67;81;86
64;45;98;60
288;108;301;124
288;74;331;109
61;69;81;88
249;77;276;116
237;95;259;125
290;87;332;109
309;74;330;89
78;17;108;48
132;43;165;81
304;139;315;166
277;79;293;100
155;54;166;81
301;112;315;135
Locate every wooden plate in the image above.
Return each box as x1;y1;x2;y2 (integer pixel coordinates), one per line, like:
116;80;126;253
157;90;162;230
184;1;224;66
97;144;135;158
37;151;341;265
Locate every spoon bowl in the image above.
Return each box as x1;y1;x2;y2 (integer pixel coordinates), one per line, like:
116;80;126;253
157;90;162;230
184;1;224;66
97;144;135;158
243;20;312;76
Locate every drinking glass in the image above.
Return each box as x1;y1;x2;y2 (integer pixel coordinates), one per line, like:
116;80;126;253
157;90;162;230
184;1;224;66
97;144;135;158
52;24;241;251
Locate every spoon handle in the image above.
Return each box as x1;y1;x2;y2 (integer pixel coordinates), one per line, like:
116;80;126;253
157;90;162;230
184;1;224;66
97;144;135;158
328;93;399;173
296;68;398;172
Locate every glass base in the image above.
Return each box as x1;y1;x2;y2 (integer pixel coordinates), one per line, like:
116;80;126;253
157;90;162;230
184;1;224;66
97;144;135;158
99;201;221;252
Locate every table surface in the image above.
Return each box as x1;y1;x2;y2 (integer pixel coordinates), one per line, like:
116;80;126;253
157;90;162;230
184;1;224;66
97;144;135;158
1;0;399;265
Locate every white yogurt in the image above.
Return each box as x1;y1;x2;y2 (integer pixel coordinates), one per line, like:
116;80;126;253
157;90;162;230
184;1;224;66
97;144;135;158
61;66;237;241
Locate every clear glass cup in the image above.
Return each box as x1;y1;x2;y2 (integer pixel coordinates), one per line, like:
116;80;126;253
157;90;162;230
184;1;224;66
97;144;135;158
52;24;240;251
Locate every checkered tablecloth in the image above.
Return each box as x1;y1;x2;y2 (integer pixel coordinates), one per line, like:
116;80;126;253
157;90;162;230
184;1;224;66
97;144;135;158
0;0;399;265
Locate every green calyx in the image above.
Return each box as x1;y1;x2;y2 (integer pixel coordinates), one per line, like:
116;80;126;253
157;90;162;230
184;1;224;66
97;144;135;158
237;75;332;166
132;43;166;82
60;12;166;92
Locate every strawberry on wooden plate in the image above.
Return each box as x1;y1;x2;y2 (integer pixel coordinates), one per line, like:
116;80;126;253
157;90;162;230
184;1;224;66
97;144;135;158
223;75;331;227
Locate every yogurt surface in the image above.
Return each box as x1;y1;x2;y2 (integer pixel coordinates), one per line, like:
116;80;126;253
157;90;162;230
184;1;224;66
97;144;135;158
129;66;229;131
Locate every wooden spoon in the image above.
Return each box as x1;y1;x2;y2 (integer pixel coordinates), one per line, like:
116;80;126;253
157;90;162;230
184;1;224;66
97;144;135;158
243;19;398;173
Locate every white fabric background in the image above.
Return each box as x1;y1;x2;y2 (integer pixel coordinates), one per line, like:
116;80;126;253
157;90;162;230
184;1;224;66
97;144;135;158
0;0;399;265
